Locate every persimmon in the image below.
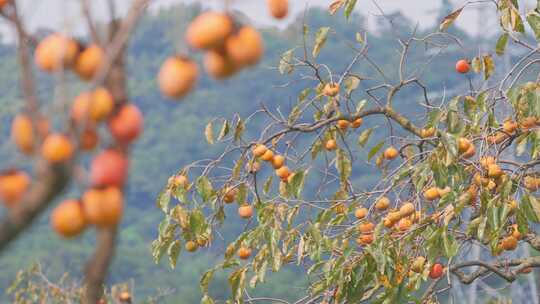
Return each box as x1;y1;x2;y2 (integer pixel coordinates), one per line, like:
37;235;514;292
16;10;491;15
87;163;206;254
267;0;288;19
90;149;129;187
358;221;374;233
35;34;79;72
333;202;346;214
260;149;274;161
51;199;86;238
375;196;390;211
351;118;363;128
487;164;503;178
461;144;476;159
429;263;444;279
82;187;123;227
272;155;285;169
225;26;264;67
172;175;189;188
325;139;337;151
80;128;99;151
503;120;518;134
185;12;233;50
223;187;237;203
323;82;340;97
0;170;30;208
411;256;426;273
74;44;104;80
204;49;238;79
72;88;114;123
354;207;368;219
108;103;143;144
501;236;518;251
457;137;471;153
388;211;402;223
185;240;198;252
158;56;198;99
336;119;350;130
383;146;399;160
119;291;131;302
252;144;268;157
398;218;412;231
420;127;435;138
520;116;537;130
11;114;49;154
238;247;252;259
480;156;496;169
399;202;415;217
356;234;374;245
423;187;440;201
383;217;394;228
276;166;290;180
511;225;522;240
0;0;9;9
455;59;470;74
41;133;74;163
487;132;507;144
238;205;253;218
524;176;540;191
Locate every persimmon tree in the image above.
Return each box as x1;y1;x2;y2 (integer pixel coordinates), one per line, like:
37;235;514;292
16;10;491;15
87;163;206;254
0;0;289;302
151;1;540;303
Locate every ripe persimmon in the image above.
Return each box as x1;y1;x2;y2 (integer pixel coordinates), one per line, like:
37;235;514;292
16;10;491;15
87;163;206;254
423;187;440;201
420;127;435;138
503;120;518;134
276;166;291;180
455;59;470;74
90;149;129;187
487;164;503;178
185;240;198;252
267;0;288;19
399;202;415;217
351;118;363;128
323;83;340;97
51;199;86;238
158;56;198;99
238;205;254;218
41;134;74;163
74;44;104;80
0;0;9;9
336;119;350;130
172;175;189;188
272;155;285;169
11;114;49;154
375;196;390;211
520;116;537;130
223;187;237;203
358;221;374;233
354;207;368;219
398;218;412;231
238;247;252;259
457;137;471;154
356;234;374;245
501;236;518;251
325;139;337;151
252;144;268;157
35;34;79;72
383;146;399;160
204;49;238;79
461;144;476;159
429;263;444;279
119;291;131;302
0;170;30;208
523;176;540;191
80;128;99;151
185;12;233;50
82;187;123;227
225;26;264;67
260;149;274;162
72;88;114;123
387;211;401;223
108;103;143;144
480;156;496;169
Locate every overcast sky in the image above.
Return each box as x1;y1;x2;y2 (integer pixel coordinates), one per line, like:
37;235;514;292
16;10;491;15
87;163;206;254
1;0;532;42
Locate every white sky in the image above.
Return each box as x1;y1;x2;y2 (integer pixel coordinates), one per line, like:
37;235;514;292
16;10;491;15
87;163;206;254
1;0;535;42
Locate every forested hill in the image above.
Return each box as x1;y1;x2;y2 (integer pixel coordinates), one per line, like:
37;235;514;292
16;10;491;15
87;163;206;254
0;3;486;302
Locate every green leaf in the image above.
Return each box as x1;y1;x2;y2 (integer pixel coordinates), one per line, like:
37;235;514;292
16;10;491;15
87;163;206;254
483;55;495;80
286;170;306;198
355;99;367;114
190;209;206;235
288;105;302;125
229;268;247;302
368;140;385;161
201;295;214;304
312;27;330;58
336;149;352;183
234;118;244;142
344;0;357;19
196;176;213;202
200;269;215;293
217;120;229;141
344;76;360;95
279;49;295;74
157;188;171;213
167;240;181;269
439;7;463;31
527;11;540;41
205;121;214;145
357;128;373;147
263;175;273;195
495;33;509;55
